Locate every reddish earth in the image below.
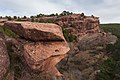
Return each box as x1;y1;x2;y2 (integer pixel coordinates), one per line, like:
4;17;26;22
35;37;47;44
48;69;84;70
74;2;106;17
4;21;70;79
0;13;117;80
0;32;10;80
4;21;65;41
37;14;100;37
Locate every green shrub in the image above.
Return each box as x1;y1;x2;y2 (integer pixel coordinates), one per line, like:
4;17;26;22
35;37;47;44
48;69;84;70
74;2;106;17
0;27;16;37
62;29;77;42
97;24;120;80
106;44;114;53
101;24;120;38
38;20;55;23
97;58;120;80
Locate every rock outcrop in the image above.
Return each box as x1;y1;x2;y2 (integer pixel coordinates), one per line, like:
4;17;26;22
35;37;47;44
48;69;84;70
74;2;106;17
37;14;100;37
4;21;70;79
56;14;100;36
0;18;8;27
4;21;65;41
0;32;10;80
77;33;117;50
0;13;118;80
23;41;69;75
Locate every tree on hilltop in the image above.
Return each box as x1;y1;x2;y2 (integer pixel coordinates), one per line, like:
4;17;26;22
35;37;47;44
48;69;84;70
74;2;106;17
60;11;73;16
23;16;27;19
13;16;17;19
6;16;12;21
81;13;85;17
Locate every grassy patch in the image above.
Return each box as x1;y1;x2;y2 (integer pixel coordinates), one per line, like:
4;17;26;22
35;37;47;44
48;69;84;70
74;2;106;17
0;27;16;37
97;24;120;80
63;29;77;42
101;24;120;38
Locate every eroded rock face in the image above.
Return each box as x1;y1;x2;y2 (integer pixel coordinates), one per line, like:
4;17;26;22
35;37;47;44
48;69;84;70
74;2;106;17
24;42;69;61
0;18;8;27
37;14;100;37
4;21;65;41
4;21;70;78
0;32;10;80
56;14;100;36
23;41;69;76
77;33;117;50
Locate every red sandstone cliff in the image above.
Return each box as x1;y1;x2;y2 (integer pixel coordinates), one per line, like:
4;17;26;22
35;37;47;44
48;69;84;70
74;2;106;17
0;13;117;80
36;14;101;37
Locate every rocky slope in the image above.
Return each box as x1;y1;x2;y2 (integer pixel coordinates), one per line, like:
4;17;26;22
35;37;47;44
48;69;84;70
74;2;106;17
1;21;70;80
55;14;117;80
0;13;117;80
35;13;100;38
56;14;100;37
0;32;10;80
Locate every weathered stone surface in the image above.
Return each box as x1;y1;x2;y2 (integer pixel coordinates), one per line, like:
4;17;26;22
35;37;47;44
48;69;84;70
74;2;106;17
36;14;100;37
56;14;100;37
4;21;70;78
23;41;70;76
24;42;69;61
3;13;117;80
4;21;65;41
0;32;10;80
0;18;8;23
77;33;117;50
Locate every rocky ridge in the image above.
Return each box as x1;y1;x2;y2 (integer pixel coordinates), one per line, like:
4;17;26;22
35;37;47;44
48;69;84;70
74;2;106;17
1;21;70;80
0;13;117;80
36;14;100;38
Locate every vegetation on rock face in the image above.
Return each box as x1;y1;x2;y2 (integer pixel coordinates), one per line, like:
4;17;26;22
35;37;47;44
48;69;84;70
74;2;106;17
6;16;12;21
97;24;120;80
0;27;16;37
63;28;77;42
1;12;120;80
30;11;73;18
59;11;73;16
101;24;120;38
38;20;55;23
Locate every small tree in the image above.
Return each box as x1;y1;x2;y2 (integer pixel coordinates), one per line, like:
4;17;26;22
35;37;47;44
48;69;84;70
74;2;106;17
7;16;12;21
17;17;21;21
80;13;85;19
60;11;72;16
49;14;55;17
23;16;27;19
13;16;17;19
91;15;94;18
30;16;34;18
55;13;58;16
36;15;40;18
38;13;44;17
81;13;85;17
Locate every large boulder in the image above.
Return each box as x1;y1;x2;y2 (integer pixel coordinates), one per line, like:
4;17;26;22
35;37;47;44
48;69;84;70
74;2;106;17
4;21;65;41
4;21;70;79
77;33;117;50
0;32;10;80
23;41;69;76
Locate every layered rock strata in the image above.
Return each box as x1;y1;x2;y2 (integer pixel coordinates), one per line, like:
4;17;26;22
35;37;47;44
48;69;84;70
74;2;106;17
4;21;70;78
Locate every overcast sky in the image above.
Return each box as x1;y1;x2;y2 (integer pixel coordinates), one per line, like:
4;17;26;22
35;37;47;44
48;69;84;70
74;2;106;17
0;0;120;23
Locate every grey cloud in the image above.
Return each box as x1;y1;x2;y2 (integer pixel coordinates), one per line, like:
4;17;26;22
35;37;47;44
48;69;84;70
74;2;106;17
0;0;120;23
